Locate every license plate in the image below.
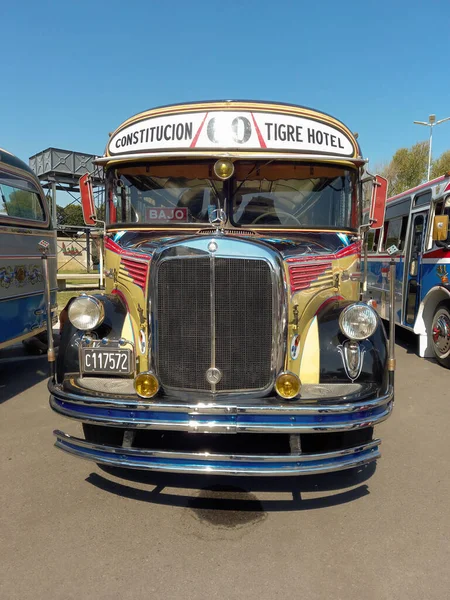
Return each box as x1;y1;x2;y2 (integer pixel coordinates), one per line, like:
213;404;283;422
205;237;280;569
81;348;132;375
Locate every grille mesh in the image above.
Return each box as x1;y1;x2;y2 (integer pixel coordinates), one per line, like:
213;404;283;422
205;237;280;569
157;259;211;390
215;259;272;391
156;256;273;392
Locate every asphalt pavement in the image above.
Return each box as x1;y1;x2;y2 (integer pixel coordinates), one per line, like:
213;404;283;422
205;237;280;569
1;328;449;600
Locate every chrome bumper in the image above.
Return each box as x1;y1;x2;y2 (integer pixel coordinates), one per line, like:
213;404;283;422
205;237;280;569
50;381;392;476
53;430;382;476
49;380;393;433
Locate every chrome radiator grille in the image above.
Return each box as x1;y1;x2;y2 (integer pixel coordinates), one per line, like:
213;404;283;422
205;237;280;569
156;257;273;392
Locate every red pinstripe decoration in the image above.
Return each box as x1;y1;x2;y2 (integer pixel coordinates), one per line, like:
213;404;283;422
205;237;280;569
286;242;360;265
105;237;152;260
288;262;332;292
190;112;209;148
315;296;345;314
120;258;149;289
251;112;267;148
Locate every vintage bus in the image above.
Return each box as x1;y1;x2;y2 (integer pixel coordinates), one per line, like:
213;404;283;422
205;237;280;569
50;100;393;477
0;148;57;352
365;174;450;366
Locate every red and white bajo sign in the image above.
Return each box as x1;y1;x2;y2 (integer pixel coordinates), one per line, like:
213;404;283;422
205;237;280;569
108;110;356;157
145;207;188;222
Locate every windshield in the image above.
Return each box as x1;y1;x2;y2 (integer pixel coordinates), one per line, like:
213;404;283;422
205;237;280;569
231;162;357;229
109;162;224;225
108;161;358;229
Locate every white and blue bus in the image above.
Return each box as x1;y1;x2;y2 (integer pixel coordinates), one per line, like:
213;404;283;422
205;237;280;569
0;147;57;351
366;173;450;366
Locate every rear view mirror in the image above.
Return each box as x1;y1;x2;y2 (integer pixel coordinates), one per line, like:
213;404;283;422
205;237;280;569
80;173;97;225
369;175;388;230
433;215;449;241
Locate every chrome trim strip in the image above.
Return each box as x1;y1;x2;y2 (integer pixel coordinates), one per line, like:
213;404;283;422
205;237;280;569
0;287;59;303
0;254;57;259
49;379;393;414
95;152;367;166
0;227;55;236
50;395;392;432
53;430;381;476
210;248;216;393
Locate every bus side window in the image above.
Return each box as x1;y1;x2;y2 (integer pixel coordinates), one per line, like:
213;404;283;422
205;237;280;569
367;231;374;252
384;218;402;251
381;221;389;251
398;216;408;251
373;228;381;251
0;183;45;222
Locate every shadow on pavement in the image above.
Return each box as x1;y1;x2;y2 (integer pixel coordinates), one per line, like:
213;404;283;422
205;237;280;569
0;351;49;404
392;324;419;354
86;462;376;515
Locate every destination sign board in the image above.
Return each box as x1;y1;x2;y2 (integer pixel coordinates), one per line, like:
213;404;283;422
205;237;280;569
108;111;356;157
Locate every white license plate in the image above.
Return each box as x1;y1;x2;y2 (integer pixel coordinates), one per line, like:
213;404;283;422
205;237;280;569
81;348;132;374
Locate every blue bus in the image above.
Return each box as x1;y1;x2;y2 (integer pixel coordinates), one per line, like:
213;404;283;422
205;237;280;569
0;147;57;351
366;174;450;366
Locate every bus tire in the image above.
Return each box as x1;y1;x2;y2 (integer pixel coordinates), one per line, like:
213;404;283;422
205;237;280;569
430;302;450;368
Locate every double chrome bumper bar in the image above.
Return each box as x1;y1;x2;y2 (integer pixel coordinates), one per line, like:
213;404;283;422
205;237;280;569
50;380;393;476
53;430;381;476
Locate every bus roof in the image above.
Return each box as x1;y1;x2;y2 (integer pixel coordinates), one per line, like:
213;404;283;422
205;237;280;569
387;173;450;204
0;147;37;177
98;100;362;166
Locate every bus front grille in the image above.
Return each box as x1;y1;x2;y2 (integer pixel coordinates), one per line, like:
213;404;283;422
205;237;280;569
155;256;273;393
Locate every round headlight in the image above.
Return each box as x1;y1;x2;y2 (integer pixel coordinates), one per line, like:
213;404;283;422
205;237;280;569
68;295;104;331
339;303;378;340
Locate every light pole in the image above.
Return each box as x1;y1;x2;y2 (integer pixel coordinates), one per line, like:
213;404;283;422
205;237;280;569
414;114;450;181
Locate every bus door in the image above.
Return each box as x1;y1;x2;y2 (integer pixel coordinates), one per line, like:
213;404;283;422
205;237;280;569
404;211;427;326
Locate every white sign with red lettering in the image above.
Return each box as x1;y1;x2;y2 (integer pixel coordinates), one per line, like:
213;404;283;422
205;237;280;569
108;111;355;157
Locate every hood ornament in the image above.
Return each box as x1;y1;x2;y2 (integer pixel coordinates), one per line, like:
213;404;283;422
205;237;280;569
208;207;227;231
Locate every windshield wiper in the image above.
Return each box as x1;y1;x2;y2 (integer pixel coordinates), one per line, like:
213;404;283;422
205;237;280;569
232;161;274;199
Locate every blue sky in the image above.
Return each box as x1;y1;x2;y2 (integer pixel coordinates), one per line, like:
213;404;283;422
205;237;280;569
2;0;450;171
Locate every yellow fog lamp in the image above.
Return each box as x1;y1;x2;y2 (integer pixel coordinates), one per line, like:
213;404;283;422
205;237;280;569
275;372;301;399
213;159;234;180
134;372;159;399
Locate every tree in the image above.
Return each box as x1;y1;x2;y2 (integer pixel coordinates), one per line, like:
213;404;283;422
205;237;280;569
56;205;66;226
378;142;428;197
56;203;85;227
63;204;85;226
378;142;450;197
431;150;450;179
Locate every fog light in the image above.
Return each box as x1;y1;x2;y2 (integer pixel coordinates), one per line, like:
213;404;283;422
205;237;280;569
214;159;234;180
134;372;159;398
275;372;301;399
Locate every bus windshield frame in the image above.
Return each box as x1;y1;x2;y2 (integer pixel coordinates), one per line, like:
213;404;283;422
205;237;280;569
106;160;359;230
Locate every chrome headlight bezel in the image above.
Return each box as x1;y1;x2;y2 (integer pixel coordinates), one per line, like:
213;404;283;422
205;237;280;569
68;295;105;331
339;303;378;341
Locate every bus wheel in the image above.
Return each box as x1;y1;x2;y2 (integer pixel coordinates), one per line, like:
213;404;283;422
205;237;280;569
431;303;450;368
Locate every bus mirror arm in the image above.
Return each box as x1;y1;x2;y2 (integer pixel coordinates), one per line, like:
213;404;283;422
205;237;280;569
38;240;56;380
435;240;450;250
